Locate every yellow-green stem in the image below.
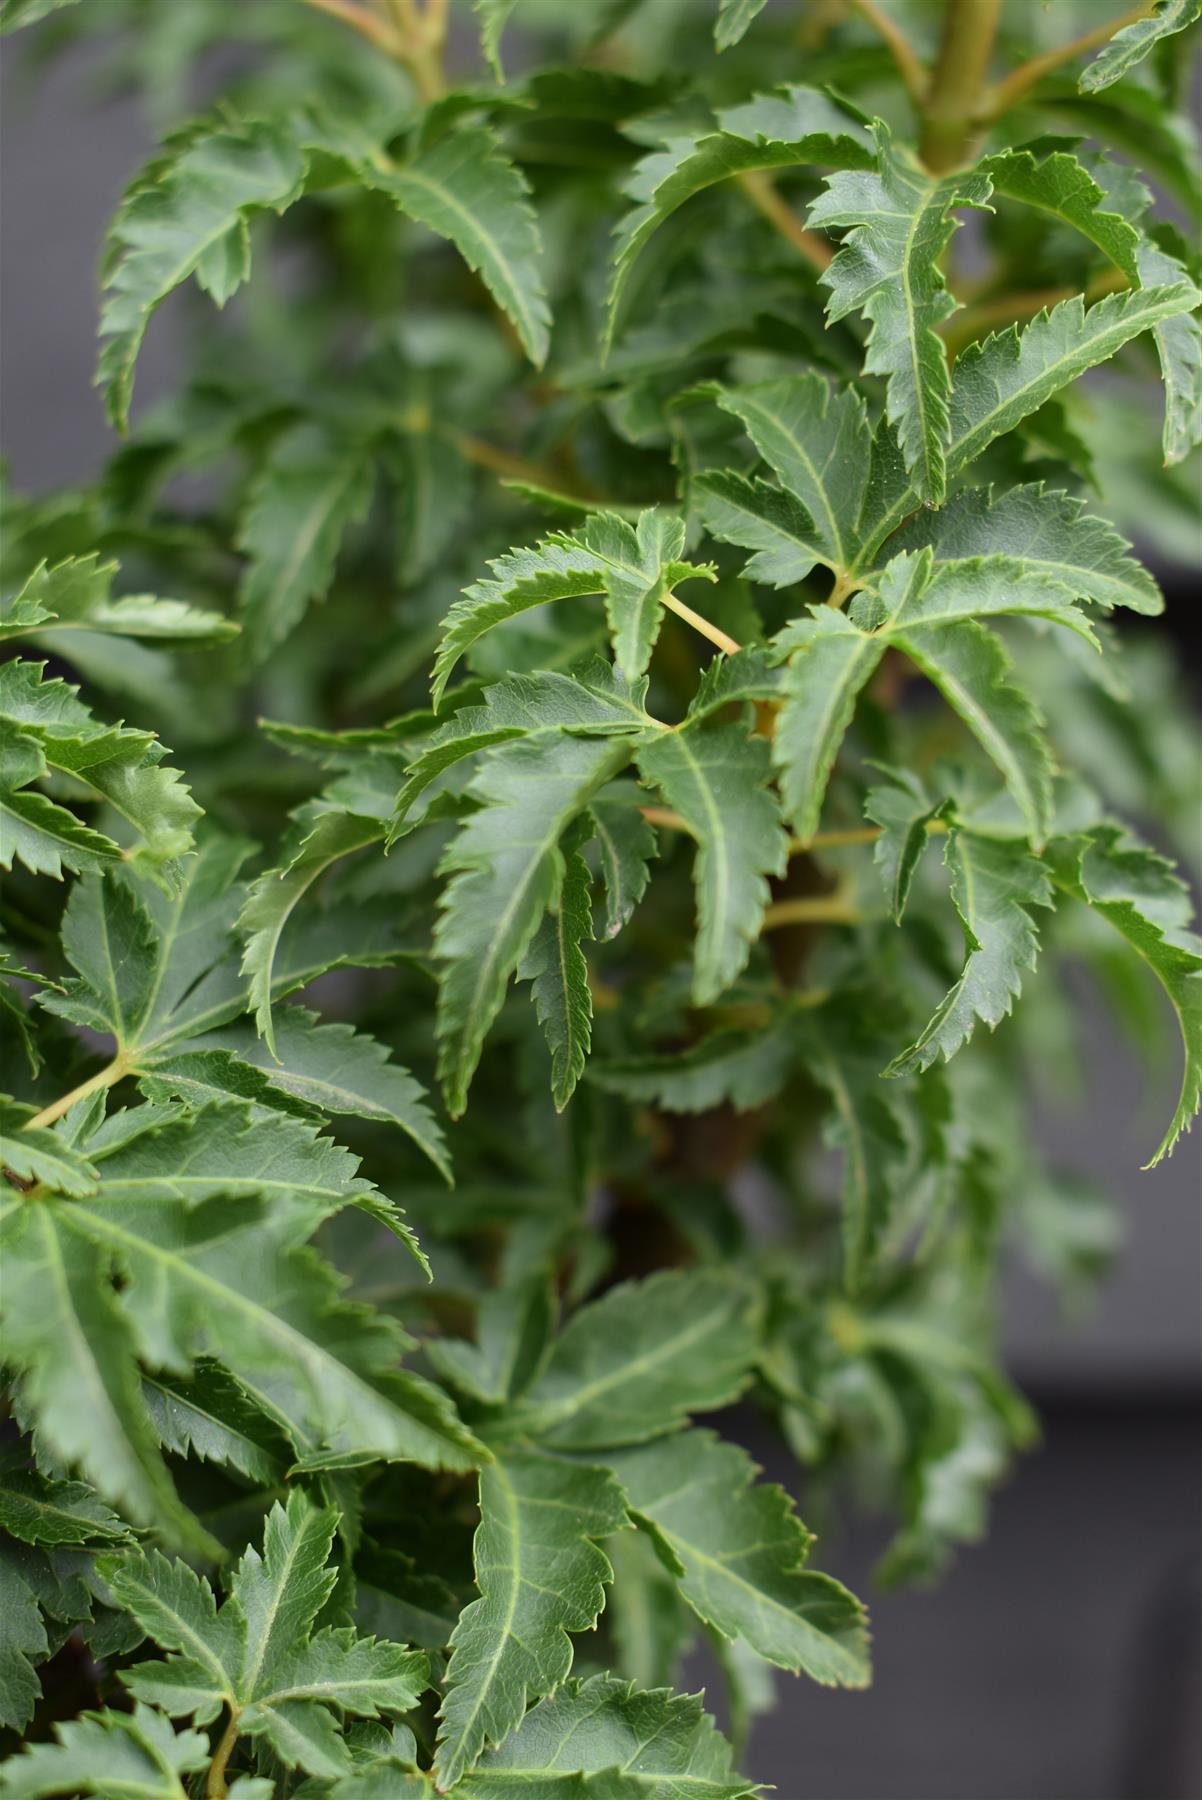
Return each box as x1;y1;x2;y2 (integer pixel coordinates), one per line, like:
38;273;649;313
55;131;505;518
920;0;1002;171
661;593;742;659
24;1056;128;1132
761;895;863;929
206;1706;242;1800
985;3;1156;118
847;0;929;103
736;171;834;272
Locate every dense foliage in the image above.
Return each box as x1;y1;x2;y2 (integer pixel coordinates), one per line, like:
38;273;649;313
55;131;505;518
1;0;1200;1793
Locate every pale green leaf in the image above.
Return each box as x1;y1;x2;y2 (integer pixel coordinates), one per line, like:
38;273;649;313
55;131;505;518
434;1452;627;1789
887;483;1163;615
1080;0;1201;91
199;1004;450;1184
238;426;374;664
523;1269;759;1451
636;722;787;1005
885;829;1053;1077
978;147;1140;281
863;766;943;924
888;620;1055;843
1047;826;1202;1165
769;610;885;842
434;733;632;1117
431;511;712;704
99;119;306;429
240;810;387;1054
810;125;991;504
589;1025;794;1114
374;126;550;365
589;784;658;940
456;1673;760;1798
0;555;237;645
715;0;768;49
0;1199;211;1551
0;1705;210;1799
701;374;870;578
521;840;594;1110
0;661;199;877
607;1430;869;1685
857;283;1201;563
0;1467;131;1550
608;86;873;347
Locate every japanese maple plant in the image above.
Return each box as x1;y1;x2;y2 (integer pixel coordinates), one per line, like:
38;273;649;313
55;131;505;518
1;0;1199;1793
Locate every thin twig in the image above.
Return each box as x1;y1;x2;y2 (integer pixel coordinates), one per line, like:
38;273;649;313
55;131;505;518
24;1057;127;1132
794;825;882;850
296;0;404;54
661;593;743;658
736;171;834;273
985;3;1156;118
941;266;1129;357
761;895;863;929
847;0;928;103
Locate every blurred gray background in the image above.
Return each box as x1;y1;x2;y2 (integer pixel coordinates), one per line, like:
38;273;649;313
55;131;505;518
3;38;1200;1800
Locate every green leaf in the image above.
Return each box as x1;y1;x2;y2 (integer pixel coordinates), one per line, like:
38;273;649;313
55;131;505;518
434;734;633;1117
864;766;943;924
810;124;992;504
0;1558;48;1734
521;839;595;1111
589;784;658;940
608;86;873;347
0;555;237;645
589;1024;794;1114
431;512;713;704
473;0;519;79
237;426;374;664
636;721;787;1005
1136;235;1202;464
888;620;1055;844
0;1199;211;1551
522;1270;759;1451
102;1492;429;1779
1080;0;1201;91
1047;826;1202;1165
373;126;550;366
887;483;1163;616
240;810;387;1055
6;1103;484;1510
0;661;199;877
701;374;870;579
0;1705;211;1799
0;0;81;30
0;1112;99;1198
0;1467;132;1550
99;118;306;429
142;1362;291;1485
197;1005;451;1184
715;0;768;49
434;1452;627;1789
455;1673;760;1798
43;837;252;1055
607;1430;869;1686
394;663;654;838
857;283;1202;563
885;829;1052;1078
769;610;885;842
871;546;1097;644
800;1013;910;1285
977;148;1140;282
427;1274;555;1406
